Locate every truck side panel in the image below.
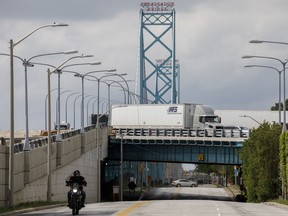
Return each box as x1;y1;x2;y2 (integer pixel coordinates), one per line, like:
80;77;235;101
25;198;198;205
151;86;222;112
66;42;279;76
111;104;193;128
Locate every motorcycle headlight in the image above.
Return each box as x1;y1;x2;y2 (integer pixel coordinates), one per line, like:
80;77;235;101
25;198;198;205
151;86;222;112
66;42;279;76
72;188;78;193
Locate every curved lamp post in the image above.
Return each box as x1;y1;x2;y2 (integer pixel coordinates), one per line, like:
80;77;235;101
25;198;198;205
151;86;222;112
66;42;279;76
65;92;81;124
8;22;68;206
249;39;288;200
86;96;98;126
244;64;282;124
55;90;72;129
242;55;288;132
73;94;91;129
250;39;288;46
62;69;116;134
45;88;59;130
101;79;134;121
46;54;95;202
239;115;261;124
86;73;134;202
107;80;136;104
34;57;98;141
92;98;107;115
10;50;77;150
102;80;127;107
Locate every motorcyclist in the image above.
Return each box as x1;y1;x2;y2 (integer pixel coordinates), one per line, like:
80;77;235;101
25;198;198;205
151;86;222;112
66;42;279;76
66;170;87;207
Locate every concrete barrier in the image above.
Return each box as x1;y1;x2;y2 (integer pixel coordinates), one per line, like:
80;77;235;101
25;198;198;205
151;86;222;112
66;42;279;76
0;126;108;207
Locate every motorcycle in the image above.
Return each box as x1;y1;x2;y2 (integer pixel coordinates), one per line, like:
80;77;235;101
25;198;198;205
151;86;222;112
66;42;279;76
68;183;82;215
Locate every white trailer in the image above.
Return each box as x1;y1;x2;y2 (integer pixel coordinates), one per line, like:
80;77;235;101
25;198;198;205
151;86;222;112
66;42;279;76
111;103;221;129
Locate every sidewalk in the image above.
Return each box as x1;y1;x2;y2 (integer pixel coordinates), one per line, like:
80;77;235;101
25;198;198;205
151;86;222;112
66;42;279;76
224;184;246;202
226;185;241;197
0;204;65;216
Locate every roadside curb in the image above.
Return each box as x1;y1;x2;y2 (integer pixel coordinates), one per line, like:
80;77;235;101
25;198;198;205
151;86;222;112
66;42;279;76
0;204;65;216
264;202;288;209
225;185;241;197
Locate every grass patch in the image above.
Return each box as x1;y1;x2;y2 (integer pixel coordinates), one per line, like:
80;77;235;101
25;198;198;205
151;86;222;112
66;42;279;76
0;201;64;214
274;199;288;205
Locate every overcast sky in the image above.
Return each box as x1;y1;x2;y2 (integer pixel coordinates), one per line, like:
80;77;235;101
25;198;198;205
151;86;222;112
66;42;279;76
1;0;288;131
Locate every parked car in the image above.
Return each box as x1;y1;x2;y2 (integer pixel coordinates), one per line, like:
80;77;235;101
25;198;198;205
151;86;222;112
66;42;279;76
171;179;198;187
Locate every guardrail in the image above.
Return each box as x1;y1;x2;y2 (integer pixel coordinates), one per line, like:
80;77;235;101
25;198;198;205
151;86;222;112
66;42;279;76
112;128;250;138
13;125;97;153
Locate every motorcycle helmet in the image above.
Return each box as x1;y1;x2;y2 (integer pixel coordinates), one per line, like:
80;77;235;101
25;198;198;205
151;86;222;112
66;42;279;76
73;170;80;176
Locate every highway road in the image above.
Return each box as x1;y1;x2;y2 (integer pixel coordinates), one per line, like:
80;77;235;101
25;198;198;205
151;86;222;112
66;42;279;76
17;186;288;216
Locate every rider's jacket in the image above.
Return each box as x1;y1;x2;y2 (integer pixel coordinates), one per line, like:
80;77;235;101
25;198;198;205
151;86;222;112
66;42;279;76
66;176;87;187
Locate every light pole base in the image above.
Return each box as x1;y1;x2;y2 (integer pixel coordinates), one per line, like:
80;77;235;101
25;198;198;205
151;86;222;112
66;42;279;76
56;133;62;142
23;138;30;151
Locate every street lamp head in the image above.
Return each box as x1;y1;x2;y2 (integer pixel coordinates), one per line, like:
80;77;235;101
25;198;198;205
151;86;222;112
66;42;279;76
249;40;263;44
52;23;69;27
81;54;94;58
90;62;101;65
63;49;78;54
107;69;117;72
244;65;253;68
242;55;253;59
74;73;81;77
24;62;34;67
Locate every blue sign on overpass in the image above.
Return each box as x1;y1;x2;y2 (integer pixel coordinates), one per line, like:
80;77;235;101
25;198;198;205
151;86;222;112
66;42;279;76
108;128;245;165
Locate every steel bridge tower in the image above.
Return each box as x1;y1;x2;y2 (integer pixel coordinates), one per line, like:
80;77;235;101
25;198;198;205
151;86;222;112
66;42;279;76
139;3;179;104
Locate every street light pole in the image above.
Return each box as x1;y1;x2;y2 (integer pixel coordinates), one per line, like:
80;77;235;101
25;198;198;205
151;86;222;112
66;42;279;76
55;90;72;129
33;61;98;131
120;133;124;201
65;92;80;124
69;69;118;133
244;65;282;124
242;55;288;132
86;96;97;126
46;54;95;201
9;22;68;207
248;39;288;200
51;55;95;142
9;39;15;207
47;68;52;202
250;39;288;46
45;88;59;130
96;105;127;202
73;94;91;129
239;115;261;125
1;50;76;149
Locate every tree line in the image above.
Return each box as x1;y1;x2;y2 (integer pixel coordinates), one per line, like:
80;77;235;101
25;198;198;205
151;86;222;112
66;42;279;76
196;120;288;202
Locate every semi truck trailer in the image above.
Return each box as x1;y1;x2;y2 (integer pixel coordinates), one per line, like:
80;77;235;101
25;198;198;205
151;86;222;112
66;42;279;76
111;103;222;130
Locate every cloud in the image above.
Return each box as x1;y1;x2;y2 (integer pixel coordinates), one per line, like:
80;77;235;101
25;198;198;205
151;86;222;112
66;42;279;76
1;0;288;130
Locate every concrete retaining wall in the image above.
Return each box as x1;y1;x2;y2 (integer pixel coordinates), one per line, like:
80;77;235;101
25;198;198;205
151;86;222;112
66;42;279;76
0;126;108;207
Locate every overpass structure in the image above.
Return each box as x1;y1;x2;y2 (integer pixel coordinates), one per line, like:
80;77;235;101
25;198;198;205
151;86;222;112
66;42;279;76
108;128;245;165
0;125;246;207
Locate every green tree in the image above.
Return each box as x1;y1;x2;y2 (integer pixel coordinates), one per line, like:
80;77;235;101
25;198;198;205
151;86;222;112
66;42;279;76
280;132;288;199
270;98;288;111
194;164;234;183
240;122;281;202
195;164;233;175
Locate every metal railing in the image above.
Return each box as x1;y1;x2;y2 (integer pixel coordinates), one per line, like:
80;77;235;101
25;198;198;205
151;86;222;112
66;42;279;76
13;125;97;153
112;128;250;138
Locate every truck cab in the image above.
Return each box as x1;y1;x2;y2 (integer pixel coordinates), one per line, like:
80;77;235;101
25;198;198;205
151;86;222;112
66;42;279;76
54;121;70;130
